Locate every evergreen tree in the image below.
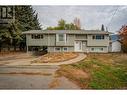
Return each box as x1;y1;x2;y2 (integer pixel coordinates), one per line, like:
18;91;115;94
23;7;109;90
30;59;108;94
15;6;41;31
101;24;105;31
0;6;41;52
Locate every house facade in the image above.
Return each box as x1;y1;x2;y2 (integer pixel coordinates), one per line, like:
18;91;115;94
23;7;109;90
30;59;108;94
109;34;121;52
22;30;110;53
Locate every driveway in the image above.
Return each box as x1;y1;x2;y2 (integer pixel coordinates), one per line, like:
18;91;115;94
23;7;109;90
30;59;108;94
0;53;86;66
0;53;86;89
0;65;80;89
0;53;37;66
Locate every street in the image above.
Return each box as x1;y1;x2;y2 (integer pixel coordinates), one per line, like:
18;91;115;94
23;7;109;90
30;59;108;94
0;65;80;89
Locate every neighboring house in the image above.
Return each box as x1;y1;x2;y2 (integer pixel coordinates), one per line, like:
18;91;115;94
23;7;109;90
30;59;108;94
109;34;121;52
22;30;111;53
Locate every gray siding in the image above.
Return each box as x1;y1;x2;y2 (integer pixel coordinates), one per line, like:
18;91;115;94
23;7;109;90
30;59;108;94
27;34;75;46
75;34;87;40
26;34;55;46
56;34;75;46
26;31;110;53
82;41;87;52
87;46;108;53
87;34;109;46
48;46;74;52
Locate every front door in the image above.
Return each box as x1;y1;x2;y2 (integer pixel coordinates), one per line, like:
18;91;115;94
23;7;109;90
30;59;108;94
74;41;82;52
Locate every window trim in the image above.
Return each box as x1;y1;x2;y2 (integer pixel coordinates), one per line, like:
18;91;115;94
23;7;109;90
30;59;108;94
31;34;44;39
91;47;104;52
54;47;61;52
92;35;105;40
63;47;68;52
56;34;66;42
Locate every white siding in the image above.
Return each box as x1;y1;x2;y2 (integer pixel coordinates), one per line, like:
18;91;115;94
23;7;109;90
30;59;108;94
112;41;121;52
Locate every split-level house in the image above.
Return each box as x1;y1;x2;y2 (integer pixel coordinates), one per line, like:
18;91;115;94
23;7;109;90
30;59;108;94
22;30;111;53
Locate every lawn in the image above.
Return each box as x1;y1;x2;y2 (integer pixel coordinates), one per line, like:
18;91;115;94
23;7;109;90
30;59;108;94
56;53;127;89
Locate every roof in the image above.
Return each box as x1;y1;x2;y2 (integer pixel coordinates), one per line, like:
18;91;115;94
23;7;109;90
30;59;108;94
110;34;120;41
22;30;111;35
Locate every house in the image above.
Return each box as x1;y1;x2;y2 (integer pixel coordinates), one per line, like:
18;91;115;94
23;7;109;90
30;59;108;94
109;34;121;52
22;30;111;53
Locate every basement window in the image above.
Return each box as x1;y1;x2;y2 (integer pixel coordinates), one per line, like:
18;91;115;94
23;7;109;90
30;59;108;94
91;48;104;52
55;47;61;52
63;47;68;52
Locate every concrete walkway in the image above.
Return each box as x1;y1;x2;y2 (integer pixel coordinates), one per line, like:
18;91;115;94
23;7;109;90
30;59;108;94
2;53;86;66
31;53;86;66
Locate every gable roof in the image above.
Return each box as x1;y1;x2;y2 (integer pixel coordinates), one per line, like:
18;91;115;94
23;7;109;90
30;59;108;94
22;30;111;35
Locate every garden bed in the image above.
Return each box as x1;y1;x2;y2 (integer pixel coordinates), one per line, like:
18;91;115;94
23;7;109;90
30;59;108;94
31;52;78;63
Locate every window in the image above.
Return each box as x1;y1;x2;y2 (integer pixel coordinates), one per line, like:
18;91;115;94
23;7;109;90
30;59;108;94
32;34;34;39
55;47;61;52
40;34;43;39
0;6;14;19
91;48;103;52
31;34;43;39
59;34;64;41
91;48;94;51
100;48;103;51
56;34;66;42
93;35;104;40
63;47;68;51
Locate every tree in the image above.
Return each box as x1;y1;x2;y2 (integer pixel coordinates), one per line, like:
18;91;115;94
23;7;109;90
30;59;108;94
15;6;41;31
0;24;12;51
0;6;41;52
119;25;127;52
14;6;41;51
46;19;81;30
58;19;66;29
9;22;22;51
101;24;105;31
74;17;81;29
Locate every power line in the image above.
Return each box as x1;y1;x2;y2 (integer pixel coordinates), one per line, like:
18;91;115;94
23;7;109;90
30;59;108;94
107;6;120;27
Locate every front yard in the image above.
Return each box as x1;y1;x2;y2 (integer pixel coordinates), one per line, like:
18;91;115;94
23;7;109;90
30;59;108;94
31;52;78;63
56;53;127;89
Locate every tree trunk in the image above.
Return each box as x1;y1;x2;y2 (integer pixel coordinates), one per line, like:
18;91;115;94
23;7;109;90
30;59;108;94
0;47;1;52
14;44;16;51
8;45;10;51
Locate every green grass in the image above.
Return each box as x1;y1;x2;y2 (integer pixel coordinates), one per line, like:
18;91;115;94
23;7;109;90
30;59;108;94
63;53;127;89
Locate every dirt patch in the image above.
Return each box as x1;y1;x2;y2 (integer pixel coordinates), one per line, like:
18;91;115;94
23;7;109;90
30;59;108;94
56;65;90;89
48;79;60;89
31;52;78;63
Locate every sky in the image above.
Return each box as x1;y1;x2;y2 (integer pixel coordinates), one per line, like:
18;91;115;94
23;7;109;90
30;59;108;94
33;5;127;33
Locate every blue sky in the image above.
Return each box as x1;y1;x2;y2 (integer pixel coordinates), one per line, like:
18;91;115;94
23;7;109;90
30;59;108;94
33;5;127;33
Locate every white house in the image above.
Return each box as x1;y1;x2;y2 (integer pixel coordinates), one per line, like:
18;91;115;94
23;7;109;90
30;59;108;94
110;34;121;52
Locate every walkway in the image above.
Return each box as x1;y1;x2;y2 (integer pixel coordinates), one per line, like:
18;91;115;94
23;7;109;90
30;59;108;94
31;53;86;66
3;53;86;66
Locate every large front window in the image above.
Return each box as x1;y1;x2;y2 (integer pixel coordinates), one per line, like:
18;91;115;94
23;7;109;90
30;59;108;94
59;34;64;41
56;34;66;42
93;35;104;40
